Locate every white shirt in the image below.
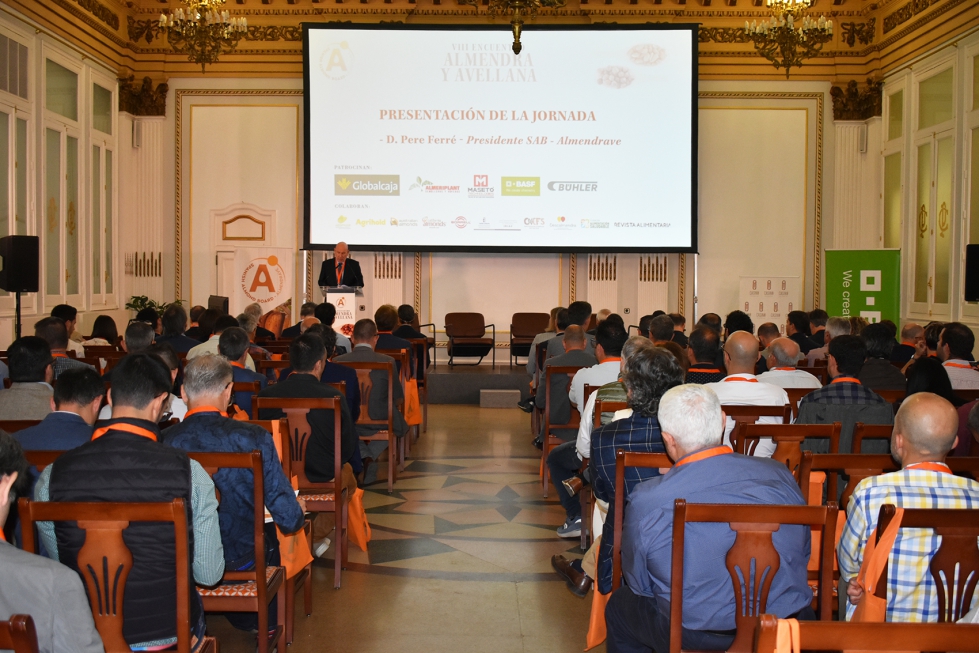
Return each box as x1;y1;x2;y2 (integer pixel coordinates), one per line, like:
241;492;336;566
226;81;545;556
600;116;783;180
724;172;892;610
569;359;621;408
67;339;85;357
188;334;256;371
705;373;790;458
806;345;828;367
98;394;187;421
756;368;822;389
942;359;979;390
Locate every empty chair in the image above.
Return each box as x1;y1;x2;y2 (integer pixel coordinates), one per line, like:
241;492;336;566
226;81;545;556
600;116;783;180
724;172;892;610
444;312;495;366
510;312;549;365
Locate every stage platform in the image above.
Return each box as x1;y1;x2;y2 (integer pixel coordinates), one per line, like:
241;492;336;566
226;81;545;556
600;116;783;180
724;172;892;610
427;361;532;405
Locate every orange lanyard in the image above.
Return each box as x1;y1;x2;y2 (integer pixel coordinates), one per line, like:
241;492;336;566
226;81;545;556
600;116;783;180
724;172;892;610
603;357;622;364
92;423;158;442
337;261;345;283
185;406;228;418
230;362;245;369
900;341;916;347
724;376;758;383
690;367;722;374
773;367;797;371
0;529;5;542
831;377;862;384
675;446;733;467
944;362;974;370
906;462;951;474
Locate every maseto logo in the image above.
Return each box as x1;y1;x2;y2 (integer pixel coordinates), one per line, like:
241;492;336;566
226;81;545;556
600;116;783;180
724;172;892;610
474;175;489;187
546;181;598;192
452;216;469;229
335;175;400;196
501;177;540;197
320;42;354;80
240;255;287;307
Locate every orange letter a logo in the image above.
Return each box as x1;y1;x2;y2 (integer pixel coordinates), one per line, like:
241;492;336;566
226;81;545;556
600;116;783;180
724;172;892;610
249;265;276;293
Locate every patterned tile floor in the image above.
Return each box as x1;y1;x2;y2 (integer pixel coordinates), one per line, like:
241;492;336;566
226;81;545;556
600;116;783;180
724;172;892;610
207;405;598;653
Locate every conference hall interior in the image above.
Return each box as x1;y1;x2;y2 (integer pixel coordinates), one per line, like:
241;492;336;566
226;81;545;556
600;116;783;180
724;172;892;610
0;0;979;652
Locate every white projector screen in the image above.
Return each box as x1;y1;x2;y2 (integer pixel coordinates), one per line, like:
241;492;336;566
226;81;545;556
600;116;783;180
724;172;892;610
303;24;698;253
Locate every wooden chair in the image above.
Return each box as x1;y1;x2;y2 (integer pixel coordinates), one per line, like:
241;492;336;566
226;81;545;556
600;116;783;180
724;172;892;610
335;360;399;493
541;364;587;497
797;365;828;385
875;503;979;621
593;398;630;429
245;418;313;644
851;422;892;453
948;456;979;481
0;615;39;653
250;398;350;585
530;343;551;436
257;359;291;382
753;614;979;653
611;451;674;591
875;389;906;404
733;423;841;464
375;348;411;456
0;420;41;433
444;312;495;367
231;380;262;419
188;451;284;653
510;312;549;365
406;338;430;432
784;388;817;420
721;405;792;441
956;389;979;403
669;499;837;653
798;452;898;509
18;498;216;653
23;450;62;471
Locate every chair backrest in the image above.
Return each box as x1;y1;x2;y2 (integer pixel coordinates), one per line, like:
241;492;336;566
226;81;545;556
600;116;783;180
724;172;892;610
18;498;193;653
257;359;291;381
796;365;828;384
875;389;906;404
733;422;841;460
851;422;892;453
721;404;792;428
23;450;63;471
876;503;979;621
244;418;291;478
948;456;979;481
231;381;262;417
510;313;549;339
375;348;410;385
251;397;342;490
0;420;42;433
784;388;817;419
544;365;588;432
956;389;979;403
798;452;898;509
582;384;601;409
593;399;629;429
753;614;979;653
444;312;486;338
335;360;395;432
612;451;674;590
670;499;837;653
0;615;39;653
406;338;428;383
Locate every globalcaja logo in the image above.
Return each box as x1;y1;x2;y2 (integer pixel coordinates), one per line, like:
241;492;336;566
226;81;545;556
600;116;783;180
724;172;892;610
452;216;470;229
335;175;400;196
468;174;495;199
501;177;540;197
409;177;460;194
546;181;598;192
320;42;354;80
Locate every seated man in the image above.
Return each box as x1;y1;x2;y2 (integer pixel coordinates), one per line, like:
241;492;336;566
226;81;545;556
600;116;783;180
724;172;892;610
684;326;725;384
34;353;224;649
669;313;687;348
546;301;596;358
374;304;414;376
305;324;361;424
188;315;257;371
839;392;979;621
280;302;318;340
570;319;628;409
636;314;654;340
806;316;851;366
754;322;781;374
163;355;306;630
157;304;202;353
723;310;754;341
218;326;268;419
0;431;103;653
243;303;276;341
0;337;54;420
757;338;822;389
519;308;572;413
647;315;676;347
858;322;908;391
786;310;815;355
257;333;358;550
891;322;924;365
14;367;103;451
393;304;431;368
607;384;812;653
184;304;207;342
34;317;95;379
808;309;829;347
315;303;351;355
938;322;979;389
51;304;86;356
533;325;597;448
797;334;893;455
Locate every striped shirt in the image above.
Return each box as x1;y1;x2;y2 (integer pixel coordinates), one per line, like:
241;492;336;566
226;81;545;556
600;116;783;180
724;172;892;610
838;467;979;622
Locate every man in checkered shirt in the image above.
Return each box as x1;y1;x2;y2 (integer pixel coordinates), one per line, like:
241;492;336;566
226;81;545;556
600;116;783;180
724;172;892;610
838;392;979;621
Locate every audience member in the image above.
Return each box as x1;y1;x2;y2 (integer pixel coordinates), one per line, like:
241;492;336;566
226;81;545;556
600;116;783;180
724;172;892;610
107;343;187;422
547;301;595;358
797;335;893;454
757;338;821;389
136;306;162;334
637;314;654;339
164;355;305;627
393;304;431;368
903;357;963;414
195;307;224;342
0;431;103;653
858;322;907;391
157;304;199;353
33;317;95;379
706;331;789;457
955;401;979;457
121;320;155;353
589;308;612;335
188;314;256;371
334;319;409;484
315;302;352;355
236;312;273;370
891;322;925;365
786;310;815;355
0;337;54;420
808;309;829;347
697;313;722;334
244;302;275;340
281;302;318;339
657;342;689;374
218;326;268;418
838;392;979;621
50;304;85;356
526;306;564;377
669;313;687;348
35;353;224;648
184;304;207;341
684;326;725;384
303;324;362;425
923;321;944;358
533;325;596;448
937;322;979;389
849;316;870;337
651;310;665;318
755;322;782;374
257;333;359;549
13;367;103;451
723;310;754;338
525;308;570;398
374;304;414;376
301;316;320;334
607;384;812;653
806;316;851;366
648;315;675;346
570;319;628;409
82;314;119;348
880;319;899;344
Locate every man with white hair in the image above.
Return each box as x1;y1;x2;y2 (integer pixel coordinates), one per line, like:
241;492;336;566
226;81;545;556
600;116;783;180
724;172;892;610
606;384;812;653
757;337;822;389
243;302;276;340
806;316;851;366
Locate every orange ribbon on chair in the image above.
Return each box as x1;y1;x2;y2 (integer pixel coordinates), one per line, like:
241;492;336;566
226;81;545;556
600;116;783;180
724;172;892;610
347;487;372;552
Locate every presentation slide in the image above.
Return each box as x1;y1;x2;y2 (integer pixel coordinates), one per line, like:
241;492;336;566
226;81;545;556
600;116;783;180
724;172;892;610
304;24;697;252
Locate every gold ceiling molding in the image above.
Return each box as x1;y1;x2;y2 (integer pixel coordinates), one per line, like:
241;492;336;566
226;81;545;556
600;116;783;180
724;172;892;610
840;18;874;47
46;0;126;47
119;75;169;115
72;0;120;30
883;0;942;34
830;78;882;120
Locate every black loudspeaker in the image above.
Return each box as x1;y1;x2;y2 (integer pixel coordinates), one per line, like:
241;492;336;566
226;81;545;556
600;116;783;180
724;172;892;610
208;295;230;314
966;245;979;302
0;235;39;293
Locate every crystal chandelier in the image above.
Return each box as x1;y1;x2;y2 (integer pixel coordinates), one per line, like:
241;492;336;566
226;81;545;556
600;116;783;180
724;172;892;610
461;0;567;55
745;0;833;78
159;0;248;73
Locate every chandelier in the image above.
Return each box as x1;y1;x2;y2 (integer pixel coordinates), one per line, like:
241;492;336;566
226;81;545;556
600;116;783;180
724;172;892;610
462;0;567;55
158;0;248;73
745;0;833;78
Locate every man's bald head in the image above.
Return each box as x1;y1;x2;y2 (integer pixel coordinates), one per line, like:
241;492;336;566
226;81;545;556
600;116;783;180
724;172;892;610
769;337;800;368
300;316;320;333
724;331;760;373
893;392;959;463
563;325;586;351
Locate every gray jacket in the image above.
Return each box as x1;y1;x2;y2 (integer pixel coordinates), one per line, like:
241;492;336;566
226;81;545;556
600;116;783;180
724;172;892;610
334;345;409;437
535;348;598;426
0;383;53;421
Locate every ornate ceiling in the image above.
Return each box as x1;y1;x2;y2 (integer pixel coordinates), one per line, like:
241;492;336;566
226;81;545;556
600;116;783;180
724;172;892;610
7;0;978;84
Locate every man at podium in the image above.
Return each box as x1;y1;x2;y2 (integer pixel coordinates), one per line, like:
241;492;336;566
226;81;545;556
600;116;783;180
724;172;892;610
318;242;364;288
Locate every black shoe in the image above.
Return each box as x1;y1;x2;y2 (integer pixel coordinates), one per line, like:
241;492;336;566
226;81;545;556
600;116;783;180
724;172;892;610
517;398;534;414
532;437;543;451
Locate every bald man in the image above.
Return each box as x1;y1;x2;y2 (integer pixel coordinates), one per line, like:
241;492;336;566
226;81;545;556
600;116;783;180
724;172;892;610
890;322;925;365
757;338;822;389
838;393;979;622
705;331;789;458
318;241;365;288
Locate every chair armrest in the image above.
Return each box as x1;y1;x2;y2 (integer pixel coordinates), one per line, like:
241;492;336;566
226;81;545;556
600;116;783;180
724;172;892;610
418;323;435;334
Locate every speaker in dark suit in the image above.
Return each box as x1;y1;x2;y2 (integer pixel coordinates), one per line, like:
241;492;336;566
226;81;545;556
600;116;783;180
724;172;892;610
318;242;365;288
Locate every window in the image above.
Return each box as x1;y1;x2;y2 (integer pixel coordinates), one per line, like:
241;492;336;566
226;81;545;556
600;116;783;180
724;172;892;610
92;83;111;134
883;153;902;249
918;68;954;130
888;91;903;141
0;34;27;100
45;59;77;121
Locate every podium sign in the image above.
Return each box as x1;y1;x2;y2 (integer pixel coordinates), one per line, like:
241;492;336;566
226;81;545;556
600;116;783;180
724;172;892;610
325;288;356;339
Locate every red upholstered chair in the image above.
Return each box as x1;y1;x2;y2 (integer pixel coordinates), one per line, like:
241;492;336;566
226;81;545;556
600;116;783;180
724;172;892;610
444;312;495;366
509;312;549;366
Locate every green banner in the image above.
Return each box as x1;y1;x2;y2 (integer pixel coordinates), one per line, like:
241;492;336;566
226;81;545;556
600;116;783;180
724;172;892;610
824;249;901;324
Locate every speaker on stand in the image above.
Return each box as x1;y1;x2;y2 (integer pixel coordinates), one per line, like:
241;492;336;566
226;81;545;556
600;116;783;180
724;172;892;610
0;235;40;339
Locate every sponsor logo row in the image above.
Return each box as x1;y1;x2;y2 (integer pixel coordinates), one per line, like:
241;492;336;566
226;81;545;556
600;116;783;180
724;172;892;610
334;174;598;197
333;214;624;230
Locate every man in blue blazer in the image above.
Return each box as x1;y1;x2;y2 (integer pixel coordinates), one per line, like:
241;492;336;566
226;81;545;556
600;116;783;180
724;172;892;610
13;367;104;451
318;242;365;288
